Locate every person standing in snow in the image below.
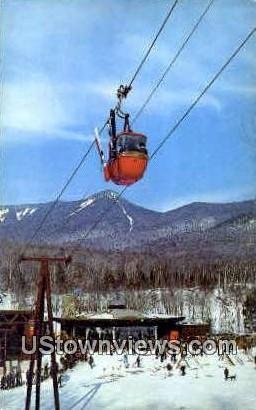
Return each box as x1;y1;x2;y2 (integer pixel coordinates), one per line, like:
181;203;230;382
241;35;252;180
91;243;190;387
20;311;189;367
123;352;129;368
43;363;49;380
166;363;173;376
160;350;167;363
180;365;186;376
16;369;22;386
135;355;141;368
10;372;15;388
6;373;12;389
224;367;229;380
88;355;95;369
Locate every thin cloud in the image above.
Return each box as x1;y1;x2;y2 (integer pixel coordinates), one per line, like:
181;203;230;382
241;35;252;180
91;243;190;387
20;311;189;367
2;126;94;144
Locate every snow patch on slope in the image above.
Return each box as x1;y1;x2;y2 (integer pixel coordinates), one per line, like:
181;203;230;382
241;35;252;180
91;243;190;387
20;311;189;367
16;207;37;221
70;198;96;216
119;203;134;232
80;198;95;209
0;208;9;223
103;190;118;201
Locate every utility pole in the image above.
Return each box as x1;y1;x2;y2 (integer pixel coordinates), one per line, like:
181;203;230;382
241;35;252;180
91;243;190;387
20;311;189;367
20;255;71;410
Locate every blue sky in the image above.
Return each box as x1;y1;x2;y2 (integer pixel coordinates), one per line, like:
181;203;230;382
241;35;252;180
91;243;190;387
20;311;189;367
1;0;256;210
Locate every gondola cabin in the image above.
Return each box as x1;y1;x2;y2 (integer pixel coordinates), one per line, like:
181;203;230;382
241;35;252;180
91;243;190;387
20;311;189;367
104;131;148;185
95;104;149;186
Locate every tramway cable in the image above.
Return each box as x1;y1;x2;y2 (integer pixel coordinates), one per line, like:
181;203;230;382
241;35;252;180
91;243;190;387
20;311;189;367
132;0;215;124
128;0;179;89
150;26;256;159
27;141;96;245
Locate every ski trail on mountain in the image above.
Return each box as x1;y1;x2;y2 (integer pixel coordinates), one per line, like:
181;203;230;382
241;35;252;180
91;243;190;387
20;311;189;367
117;202;134;232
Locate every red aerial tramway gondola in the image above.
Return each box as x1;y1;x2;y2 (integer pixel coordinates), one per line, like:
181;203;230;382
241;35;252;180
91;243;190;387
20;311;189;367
95;85;149;186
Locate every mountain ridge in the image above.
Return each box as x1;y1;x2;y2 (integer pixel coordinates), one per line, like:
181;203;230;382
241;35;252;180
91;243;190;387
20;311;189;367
0;190;256;260
2;189;255;212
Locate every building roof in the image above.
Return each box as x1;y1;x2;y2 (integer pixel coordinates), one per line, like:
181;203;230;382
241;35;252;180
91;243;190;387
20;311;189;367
54;307;185;327
71;307;185;321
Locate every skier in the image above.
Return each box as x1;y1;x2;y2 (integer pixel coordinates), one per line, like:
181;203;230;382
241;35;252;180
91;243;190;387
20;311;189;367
9;371;15;389
180;365;186;376
6;373;11;389
43;363;49;380
224;367;229;380
14;372;18;387
160;350;167;363
135;355;141;368
88;355;95;369
166;363;173;376
16;368;22;386
11;372;16;387
123;352;129;368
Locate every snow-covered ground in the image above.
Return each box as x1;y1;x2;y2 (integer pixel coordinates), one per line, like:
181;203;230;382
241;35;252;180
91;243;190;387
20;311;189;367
1;350;256;410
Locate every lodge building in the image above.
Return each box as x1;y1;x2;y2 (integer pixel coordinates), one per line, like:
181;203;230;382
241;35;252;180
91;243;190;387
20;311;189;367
0;304;211;364
53;303;211;341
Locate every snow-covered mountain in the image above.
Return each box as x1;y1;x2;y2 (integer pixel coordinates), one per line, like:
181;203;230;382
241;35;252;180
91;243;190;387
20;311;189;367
0;190;256;260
